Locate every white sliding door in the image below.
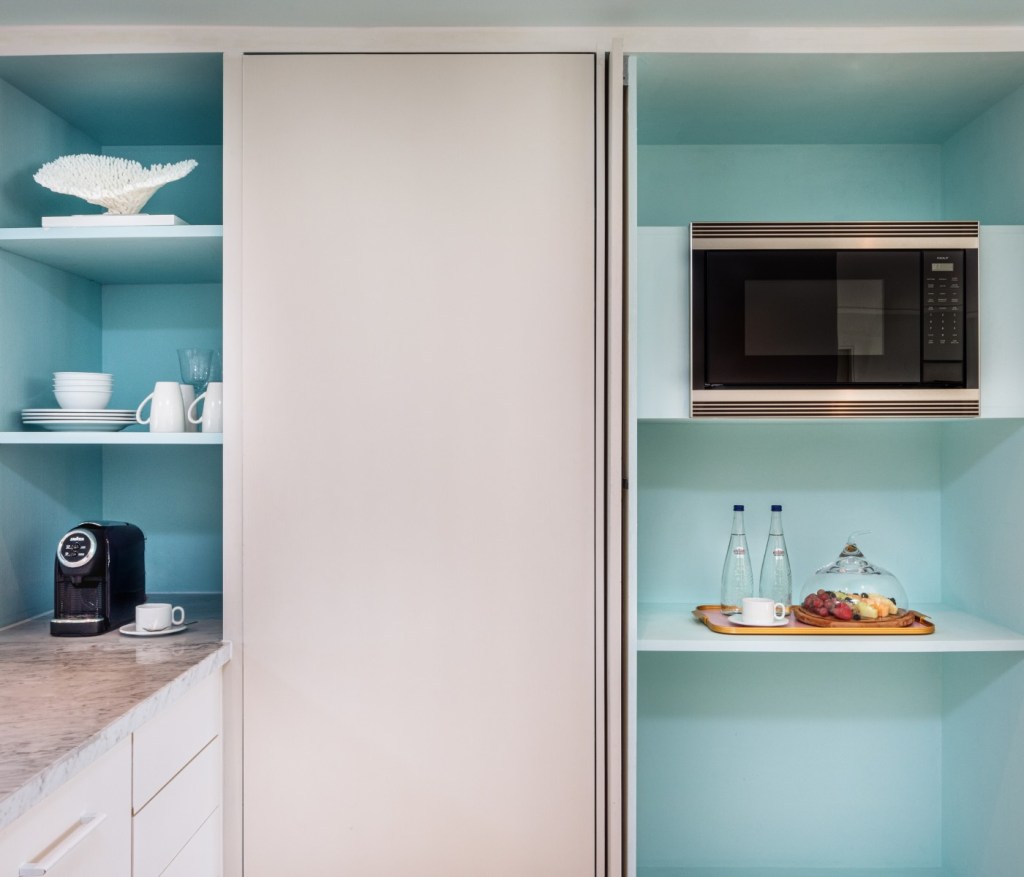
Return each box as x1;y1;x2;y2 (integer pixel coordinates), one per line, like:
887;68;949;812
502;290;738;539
241;53;599;876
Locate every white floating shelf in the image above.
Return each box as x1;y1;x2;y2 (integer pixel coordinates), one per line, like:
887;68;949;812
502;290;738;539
0;431;222;445
0;225;223;284
638;867;954;876
638;602;1024;653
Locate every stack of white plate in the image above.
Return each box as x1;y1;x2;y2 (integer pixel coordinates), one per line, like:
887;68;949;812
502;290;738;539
22;409;135;432
53;371;114;410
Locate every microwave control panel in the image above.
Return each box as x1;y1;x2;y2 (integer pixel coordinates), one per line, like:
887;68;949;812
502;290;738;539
923;250;964;362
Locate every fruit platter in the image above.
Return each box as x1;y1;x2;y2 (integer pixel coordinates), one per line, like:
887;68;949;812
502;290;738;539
692;603;933;635
793;589;916;628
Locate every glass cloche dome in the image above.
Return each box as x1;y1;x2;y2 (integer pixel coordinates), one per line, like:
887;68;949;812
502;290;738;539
799;535;908;612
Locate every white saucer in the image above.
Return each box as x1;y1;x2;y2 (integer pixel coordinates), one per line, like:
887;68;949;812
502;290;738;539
728;615;789;627
27;422;132;432
24;409;128;415
119;622;189;637
23;416;134;420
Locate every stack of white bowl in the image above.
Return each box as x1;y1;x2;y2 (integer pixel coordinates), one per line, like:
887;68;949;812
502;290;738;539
23;372;135;431
53;372;113;409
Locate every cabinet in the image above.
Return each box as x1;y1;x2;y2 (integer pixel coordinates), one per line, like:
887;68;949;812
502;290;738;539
0;739;131;877
133;672;223;877
0;670;223;877
241;53;602;875
0;53;224;626
626;52;1024;876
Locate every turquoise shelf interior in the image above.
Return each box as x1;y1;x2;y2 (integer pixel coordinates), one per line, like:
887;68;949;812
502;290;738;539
636;52;1024;226
0;53;224;628
635;421;1024;873
633;51;1024;875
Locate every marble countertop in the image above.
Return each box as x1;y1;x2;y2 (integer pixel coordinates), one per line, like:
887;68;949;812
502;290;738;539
0;594;230;833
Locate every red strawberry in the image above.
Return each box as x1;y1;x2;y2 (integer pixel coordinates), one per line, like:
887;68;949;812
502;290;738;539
832;602;854;621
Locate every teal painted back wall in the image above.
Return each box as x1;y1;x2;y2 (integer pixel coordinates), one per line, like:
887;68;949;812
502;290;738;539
0;63;224;626
633;53;1024;877
638;144;943;225
638;419;1024;617
101;282;222;413
636;419;1024;872
0;69;101;626
943;652;1024;876
943;81;1024;224
102;447;222;594
0;78;97;226
637;83;1024;227
940;419;1024;630
638;420;943;607
638;651;943;870
0;256;105;626
0;446;101;628
0;255;100;425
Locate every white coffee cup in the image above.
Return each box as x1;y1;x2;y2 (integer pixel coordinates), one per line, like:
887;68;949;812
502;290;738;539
136;382;186;432
187;381;223;433
136;602;185;632
740;596;787;625
179;384;197;433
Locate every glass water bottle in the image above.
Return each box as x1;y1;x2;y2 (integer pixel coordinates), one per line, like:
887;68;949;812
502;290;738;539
720;504;753;612
759;504;792;609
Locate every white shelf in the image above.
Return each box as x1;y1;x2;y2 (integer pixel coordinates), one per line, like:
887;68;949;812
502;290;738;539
0;431;222;445
638;602;1024;653
0;225;223;284
638;868;953;876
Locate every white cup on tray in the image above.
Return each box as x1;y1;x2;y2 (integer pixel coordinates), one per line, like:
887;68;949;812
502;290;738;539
739;597;786;625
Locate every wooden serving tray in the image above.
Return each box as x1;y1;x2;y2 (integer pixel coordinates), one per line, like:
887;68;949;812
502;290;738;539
792;604;915;628
693;605;935;635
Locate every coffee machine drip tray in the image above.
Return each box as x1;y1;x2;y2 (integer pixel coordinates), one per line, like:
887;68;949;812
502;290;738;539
50;616;110;636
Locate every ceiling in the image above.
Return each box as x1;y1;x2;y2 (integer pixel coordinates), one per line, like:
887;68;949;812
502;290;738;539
0;0;1023;28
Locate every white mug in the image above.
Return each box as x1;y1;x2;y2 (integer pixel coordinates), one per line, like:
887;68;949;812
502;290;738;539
136;602;185;632
740;596;787;625
178;384;197;433
187;381;223;433
136;382;186;432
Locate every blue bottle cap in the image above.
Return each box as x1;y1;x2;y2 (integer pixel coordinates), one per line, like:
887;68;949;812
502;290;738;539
771;504;782;511
733;504;744;511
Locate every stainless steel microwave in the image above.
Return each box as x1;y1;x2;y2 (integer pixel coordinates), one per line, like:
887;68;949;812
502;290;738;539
690;221;980;418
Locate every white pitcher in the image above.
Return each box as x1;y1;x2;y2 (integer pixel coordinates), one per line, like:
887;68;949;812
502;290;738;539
136;381;186;432
187;381;223;433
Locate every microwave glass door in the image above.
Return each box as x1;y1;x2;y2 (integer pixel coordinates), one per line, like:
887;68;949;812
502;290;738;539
704;250;922;387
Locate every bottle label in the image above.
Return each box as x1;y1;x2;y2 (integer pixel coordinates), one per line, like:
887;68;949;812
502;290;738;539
772;549;786;557
733;547;746;556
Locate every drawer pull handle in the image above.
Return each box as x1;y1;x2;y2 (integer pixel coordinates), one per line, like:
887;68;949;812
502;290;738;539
19;812;107;876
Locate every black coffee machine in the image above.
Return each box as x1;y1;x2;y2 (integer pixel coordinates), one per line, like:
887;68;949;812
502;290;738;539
51;521;146;636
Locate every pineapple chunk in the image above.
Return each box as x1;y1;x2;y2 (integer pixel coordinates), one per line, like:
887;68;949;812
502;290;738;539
856;600;879;620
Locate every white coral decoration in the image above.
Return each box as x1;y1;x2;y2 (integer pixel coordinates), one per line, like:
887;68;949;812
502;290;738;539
33;154;198;215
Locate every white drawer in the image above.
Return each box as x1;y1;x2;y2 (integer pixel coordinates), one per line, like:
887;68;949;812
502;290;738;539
133;735;221;877
160;807;221;877
133;672;221;812
0;738;131;877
